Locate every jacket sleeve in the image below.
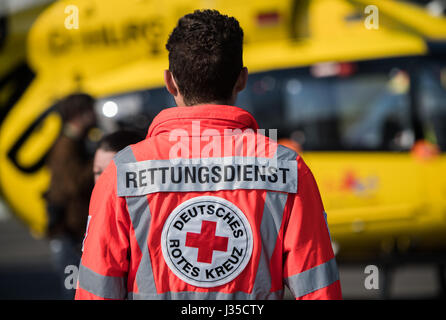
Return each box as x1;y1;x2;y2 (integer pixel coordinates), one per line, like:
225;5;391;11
283;157;342;300
75;161;130;300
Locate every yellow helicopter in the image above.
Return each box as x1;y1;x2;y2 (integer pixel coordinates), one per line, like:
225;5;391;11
1;0;446;296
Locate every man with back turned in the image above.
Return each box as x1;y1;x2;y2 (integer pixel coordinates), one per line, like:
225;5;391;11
76;9;342;300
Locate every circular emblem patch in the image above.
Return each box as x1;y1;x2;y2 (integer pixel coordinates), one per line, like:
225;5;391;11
161;196;253;288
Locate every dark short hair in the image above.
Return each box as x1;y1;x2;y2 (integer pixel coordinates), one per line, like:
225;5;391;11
56;93;95;122
98;130;145;153
166;9;244;105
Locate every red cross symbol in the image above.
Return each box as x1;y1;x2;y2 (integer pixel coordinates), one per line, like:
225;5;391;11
185;220;228;264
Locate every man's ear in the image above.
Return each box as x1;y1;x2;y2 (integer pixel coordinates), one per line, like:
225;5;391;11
234;67;248;93
164;70;179;97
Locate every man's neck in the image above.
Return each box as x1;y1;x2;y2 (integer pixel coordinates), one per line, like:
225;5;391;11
178;98;235;107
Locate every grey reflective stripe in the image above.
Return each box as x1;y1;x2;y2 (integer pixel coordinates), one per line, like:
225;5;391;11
126;196;158;295
277;144;340;298
113;146;159;296
127;290;284;300
251;192;288;298
323;211;333;242
113;144;300;300
285;258;339;298
116;156;298;197
75;146;135;299
248;144;294;298
113;145;136;164
78;262;127;299
276;144;298;161
275;143;298;192
126;191;288;300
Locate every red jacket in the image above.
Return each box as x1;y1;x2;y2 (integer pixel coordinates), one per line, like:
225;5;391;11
75;105;342;300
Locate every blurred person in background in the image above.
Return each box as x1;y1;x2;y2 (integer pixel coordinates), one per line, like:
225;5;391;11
93;130;145;183
44;93;97;299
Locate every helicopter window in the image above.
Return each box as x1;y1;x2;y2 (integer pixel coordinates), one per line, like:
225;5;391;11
95;59;424;153
236;62;414;151
334;70;412;151
418;60;446;151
